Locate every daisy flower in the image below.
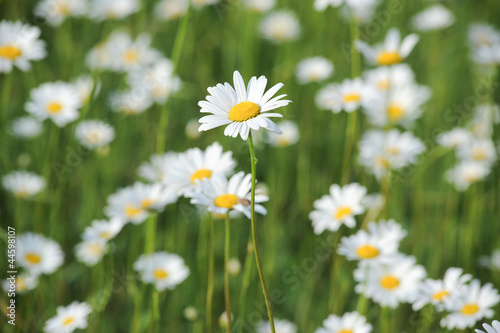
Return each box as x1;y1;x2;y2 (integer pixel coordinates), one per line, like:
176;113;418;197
457;139;497;166
10;117;43;139
479;249;500;271
356;28;419;66
340;0;378;23
366;219;407;245
108;32;161;72
17;232;64;276
266;120;299;147
138;152;179;183
245;0;276;13
190;171;269;218
441;280;500;330
315;83;338;110
257;319;297;333
72;75;100;105
75;120;115;150
75;240;107;266
468;24;500;49
25;81;81;127
295;56;334;84
186;118;202;139
259;11;301;44
476;320;500;333
437;128;473;149
198;70;291;140
82;218;124;242
338;229;399;262
2;171;45;199
318;78;373;113
88;0;140;21
2;273;38;294
155;0;188;21
134;252;189;291
108;89;154;115
44;301;92;333
363;64;415;92
0;20;46;73
34;0;87;26
314;311;372;333
309;183;367;234
412;5;455;32
446;161;490;191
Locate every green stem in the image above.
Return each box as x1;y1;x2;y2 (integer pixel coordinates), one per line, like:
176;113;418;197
0;73;13;130
248;133;275;333
145;214;158;254
224;213;231;333
237;237;253;333
151;290;160;333
206;214;214;333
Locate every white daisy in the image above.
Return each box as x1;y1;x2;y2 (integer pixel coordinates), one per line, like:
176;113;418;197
108;88;154;115
0;20;46;73
322;77;374;113
2;273;38;294
356;28;419;66
227;258;241;275
314;311;372;333
155;0;188;21
108;32;160;72
245;0;275;13
340;0;378;23
309;183;367;234
10;117;43;139
17;232;64;276
469;24;500;49
412;5;455;32
88;0;140;21
75;120;115;149
44;301;92;333
25;81;81;127
437;128;473;149
85;33;125;70
266;120;299;147
457;139;497;166
2;171;45;199
479;249;500;271
476;320;500;333
257;319;297;333
338;229;399;262
134;252;189;291
315;83;338;110
295;56;334;84
198;70;291;140
138;152;179;183
366;219;407;245
363;64;415;92
75;240;107;266
259;11;301;44
34;0;87;26
72;75;100;105
82;218;124;242
446;161;491;191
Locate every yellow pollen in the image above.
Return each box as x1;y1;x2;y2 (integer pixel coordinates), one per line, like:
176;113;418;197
141;199;154;209
228;101;260;122
432;290;450;301
17;278;27;291
343;93;360;103
25;253;41;264
465;174;479;183
47;102;63;114
461;303;479;315
335;206;352;220
123;49;138;64
380;275;400;289
125;204;142;217
377;79;391;90
214;194;239;209
377;51;403;65
88;244;104;255
58;3;70;14
154;269;168;279
386;146;400;155
338;330;354;333
0;45;22;60
356;245;380;259
472;149;486;160
376;156;391;168
100;231;112;240
63;316;74;326
15;190;29;198
388;104;404;122
190;169;212;184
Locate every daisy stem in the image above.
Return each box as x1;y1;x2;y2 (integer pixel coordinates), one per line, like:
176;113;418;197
224;213;231;333
237;238;253;333
151;290;160;333
145;214;157;254
206;214;215;333
0;73;12;130
248;133;276;333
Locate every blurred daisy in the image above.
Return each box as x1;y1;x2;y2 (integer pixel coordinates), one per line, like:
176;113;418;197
17;232;64;276
10;117;43;139
75;240;107;266
0;20;46;73
446;161;491;191
473;104;500;124
134;252;189;291
476;320;500;333
86;33;127;70
457;139;497;166
412;267;472;311
108;32;160;72
191;0;220;9
2;171;45;199
257;319;297;333
266;120;299;147
314;311;372;333
88;0;139;21
472;44;500;66
363;64;415;92
198;70;291;140
109;89;153;115
245;0;275;13
340;0;378;23
190;171;269;218
356;28;419;66
309;183;367;234
155;0;188;20
295;56;334;84
34;0;86;26
25;81;81;127
227;258;241;275
138;152;179;183
469;24;500;49
441;280;500;330
366;219;407;245
75;120;115;150
412;5;455;32
82;218;124;242
315;84;338;110
259;11;301;44
437;128;473;149
2;273;38;294
44;301;92;333
338;229;398;262
320;78;372;113
479;249;500;271
72;75;100;105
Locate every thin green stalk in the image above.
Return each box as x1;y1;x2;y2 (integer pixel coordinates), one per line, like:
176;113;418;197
328;232;341;313
151;290;160;333
237;238;253;333
0;73;13;130
248;133;275;333
145;214;158;254
224;213;231;333
206;214;215;333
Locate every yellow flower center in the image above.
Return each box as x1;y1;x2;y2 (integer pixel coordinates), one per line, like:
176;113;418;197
141;199;154;209
376;156;391;168
0;45;22;60
17;277;27;292
123;49;138;64
432;290;450;301
154;269;168;279
377;51;403;65
214;194;239;209
377;79;391;90
85;130;102;144
14;190;29;198
190;169;212;184
100;231;112;240
47;102;63;114
228;101;260;122
461;303;479;315
88;243;104;255
339;330;354;333
388;104;404;122
25;253;41;264
58;3;70;14
125;204;142;217
380;275;400;289
386;146;400;155
63;316;74;326
356;245;380;259
343;93;360;103
472;149;486;161
335;206;352;220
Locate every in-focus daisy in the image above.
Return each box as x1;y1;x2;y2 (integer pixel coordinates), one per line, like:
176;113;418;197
75;240;107;266
155;0;188;20
437;128;473;149
257;319;297;333
17;232;64;276
88;0;140;21
338;229;398;262
75;120;115;150
190;171;269;218
2;273;38;294
134;252;189;291
309;183;367;234
245;0;276;13
82;218;124;242
314;311;372;333
356;28;419;66
266;120;299;147
198;70;291;140
412;5;455;32
72;75;100;105
109;89;153;115
2;171;45;199
476;320;500;333
25;81;81;127
446;161;491;191
0;20;46;73
295;56;334;84
34;0;87;26
441;280;500;330
10;117;43;139
259;11;301;44
138;152;179;183
44;301;92;333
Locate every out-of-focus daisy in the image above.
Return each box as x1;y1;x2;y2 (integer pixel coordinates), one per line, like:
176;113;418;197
309;183;367;234
441;280;500;330
473;104;500;124
72;75;100;105
245;0;275;13
227;258;241;275
25;81;81;127
469;24;500;49
44;301;92;333
155;0;188;20
75;240;107;266
315;84;338;110
446;161;491;191
257;319;297;333
476;320;500;333
184;306;198;321
88;0;139;21
75;120;115;150
457;139;497;166
355;254;426;308
413;267;472;311
134;252;189;291
259;11;301;44
0;21;46;73
266;120;299;147
190;171;269;218
34;0;86;26
295;56;334;84
17;232;64;276
318;78;373;113
366;219;407;245
198;70;291;140
138;152;179;183
340;0;378;23
2;171;45;199
412;5;455;32
2;273;38;294
186;118;202;139
338;229;398;262
356;28;419;66
219;311;232;328
437;128;473;149
191;0;220;9
10;117;43;139
82;218;124;242
363;64;415;92
109;32;160;72
109;89;154;115
479;249;500;271
314;311;372;333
